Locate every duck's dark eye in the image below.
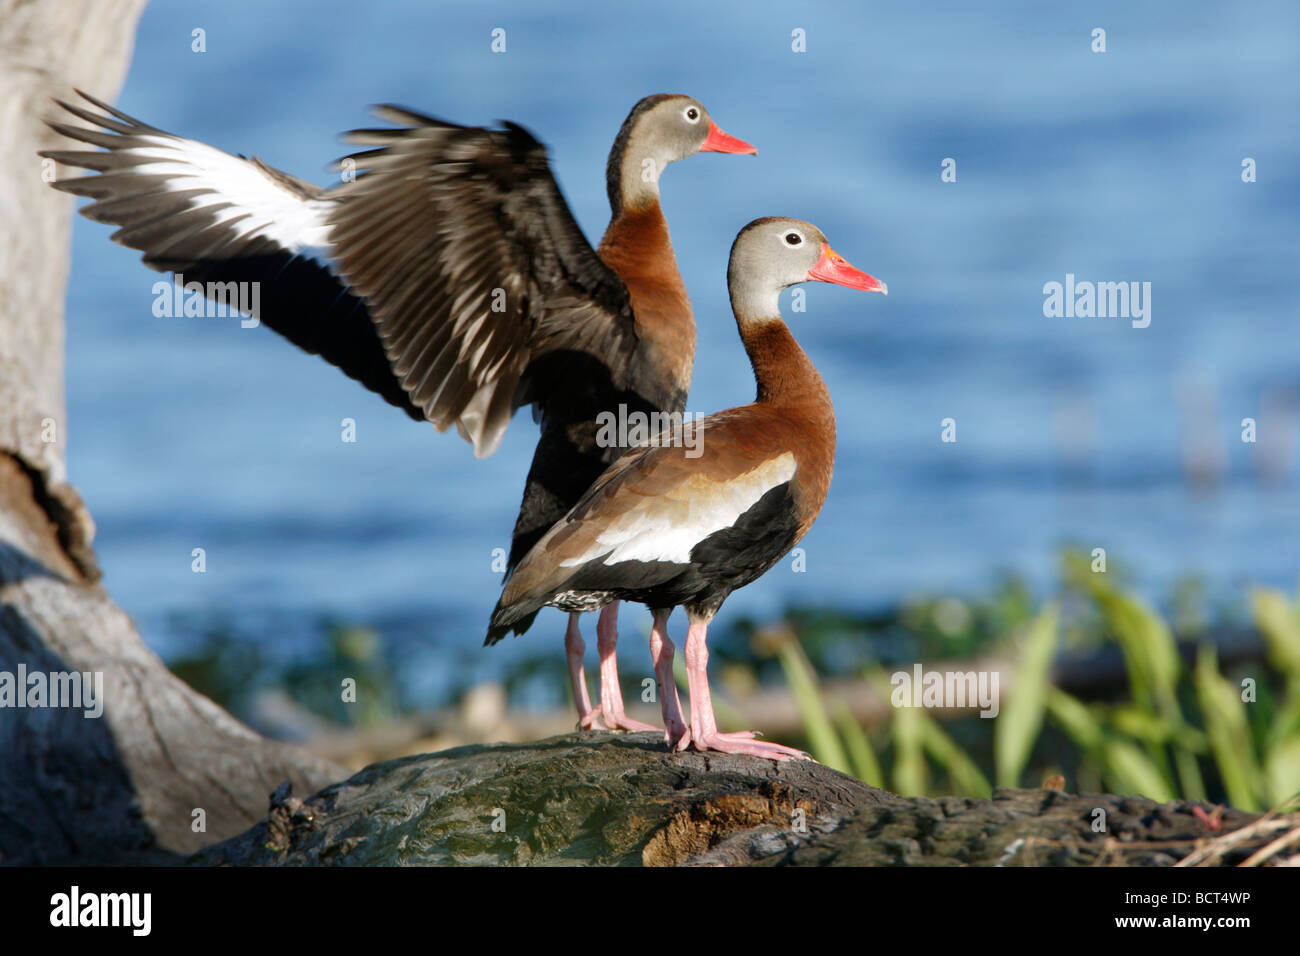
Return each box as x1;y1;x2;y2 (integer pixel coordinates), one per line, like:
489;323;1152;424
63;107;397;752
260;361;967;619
785;233;802;245
685;107;700;121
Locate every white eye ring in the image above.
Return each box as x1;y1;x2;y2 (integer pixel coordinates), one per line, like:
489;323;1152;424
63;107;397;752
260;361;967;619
683;105;701;123
783;230;805;246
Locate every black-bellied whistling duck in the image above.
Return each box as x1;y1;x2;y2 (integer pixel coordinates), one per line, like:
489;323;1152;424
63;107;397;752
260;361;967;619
487;217;887;760
42;91;755;733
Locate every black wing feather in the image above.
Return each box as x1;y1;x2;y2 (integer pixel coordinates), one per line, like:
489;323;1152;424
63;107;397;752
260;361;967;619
40;91;421;421
328;110;640;457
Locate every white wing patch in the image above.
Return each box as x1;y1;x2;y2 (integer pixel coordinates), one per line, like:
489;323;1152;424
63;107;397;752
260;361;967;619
559;452;797;568
126;133;334;251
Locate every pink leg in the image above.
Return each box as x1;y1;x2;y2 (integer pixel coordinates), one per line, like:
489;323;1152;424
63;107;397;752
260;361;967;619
594;603;659;732
649;610;689;749
566;613;604;730
679;616;812;762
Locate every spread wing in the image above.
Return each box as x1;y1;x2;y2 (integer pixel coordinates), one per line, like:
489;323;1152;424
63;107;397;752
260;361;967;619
40;90;419;418
327;106;641;457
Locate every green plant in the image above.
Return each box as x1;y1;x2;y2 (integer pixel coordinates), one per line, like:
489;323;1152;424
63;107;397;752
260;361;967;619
771;553;1300;810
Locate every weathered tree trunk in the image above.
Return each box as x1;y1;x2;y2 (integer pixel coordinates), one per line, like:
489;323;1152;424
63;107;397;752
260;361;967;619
193;731;1279;867
0;0;344;866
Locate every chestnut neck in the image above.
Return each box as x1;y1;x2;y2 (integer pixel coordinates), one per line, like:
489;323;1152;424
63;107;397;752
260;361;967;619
599;202;677;283
597;202;696;406
735;315;833;419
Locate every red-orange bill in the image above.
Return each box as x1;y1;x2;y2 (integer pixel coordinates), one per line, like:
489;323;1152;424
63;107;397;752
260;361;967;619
808;244;887;294
700;121;757;155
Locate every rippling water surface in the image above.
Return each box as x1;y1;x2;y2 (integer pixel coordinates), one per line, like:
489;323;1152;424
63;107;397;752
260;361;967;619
62;1;1300;706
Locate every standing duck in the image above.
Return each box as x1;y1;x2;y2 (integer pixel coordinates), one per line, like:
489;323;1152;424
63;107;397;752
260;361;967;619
42;92;755;732
487;217;887;759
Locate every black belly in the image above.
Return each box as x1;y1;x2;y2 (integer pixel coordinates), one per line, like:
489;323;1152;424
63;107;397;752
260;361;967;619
559;482;802;619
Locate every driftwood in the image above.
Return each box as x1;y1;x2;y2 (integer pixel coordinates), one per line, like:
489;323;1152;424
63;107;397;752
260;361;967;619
194;731;1279;867
0;0;343;866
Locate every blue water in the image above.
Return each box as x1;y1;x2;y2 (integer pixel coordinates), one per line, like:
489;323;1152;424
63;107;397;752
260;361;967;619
62;1;1300;706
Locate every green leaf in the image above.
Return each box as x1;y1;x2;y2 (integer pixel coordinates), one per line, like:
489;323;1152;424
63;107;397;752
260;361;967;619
891;692;928;797
1251;588;1300;680
831;698;885;787
1097;587;1181;712
1105;740;1177;801
1048;688;1176;800
1086;577;1199;797
1264;735;1300;808
921;712;993;798
995;603;1059;787
1046;688;1105;751
1194;646;1264;812
775;635;851;774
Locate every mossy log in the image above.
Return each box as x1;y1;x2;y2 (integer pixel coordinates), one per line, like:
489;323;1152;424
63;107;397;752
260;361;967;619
194;731;1269;867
